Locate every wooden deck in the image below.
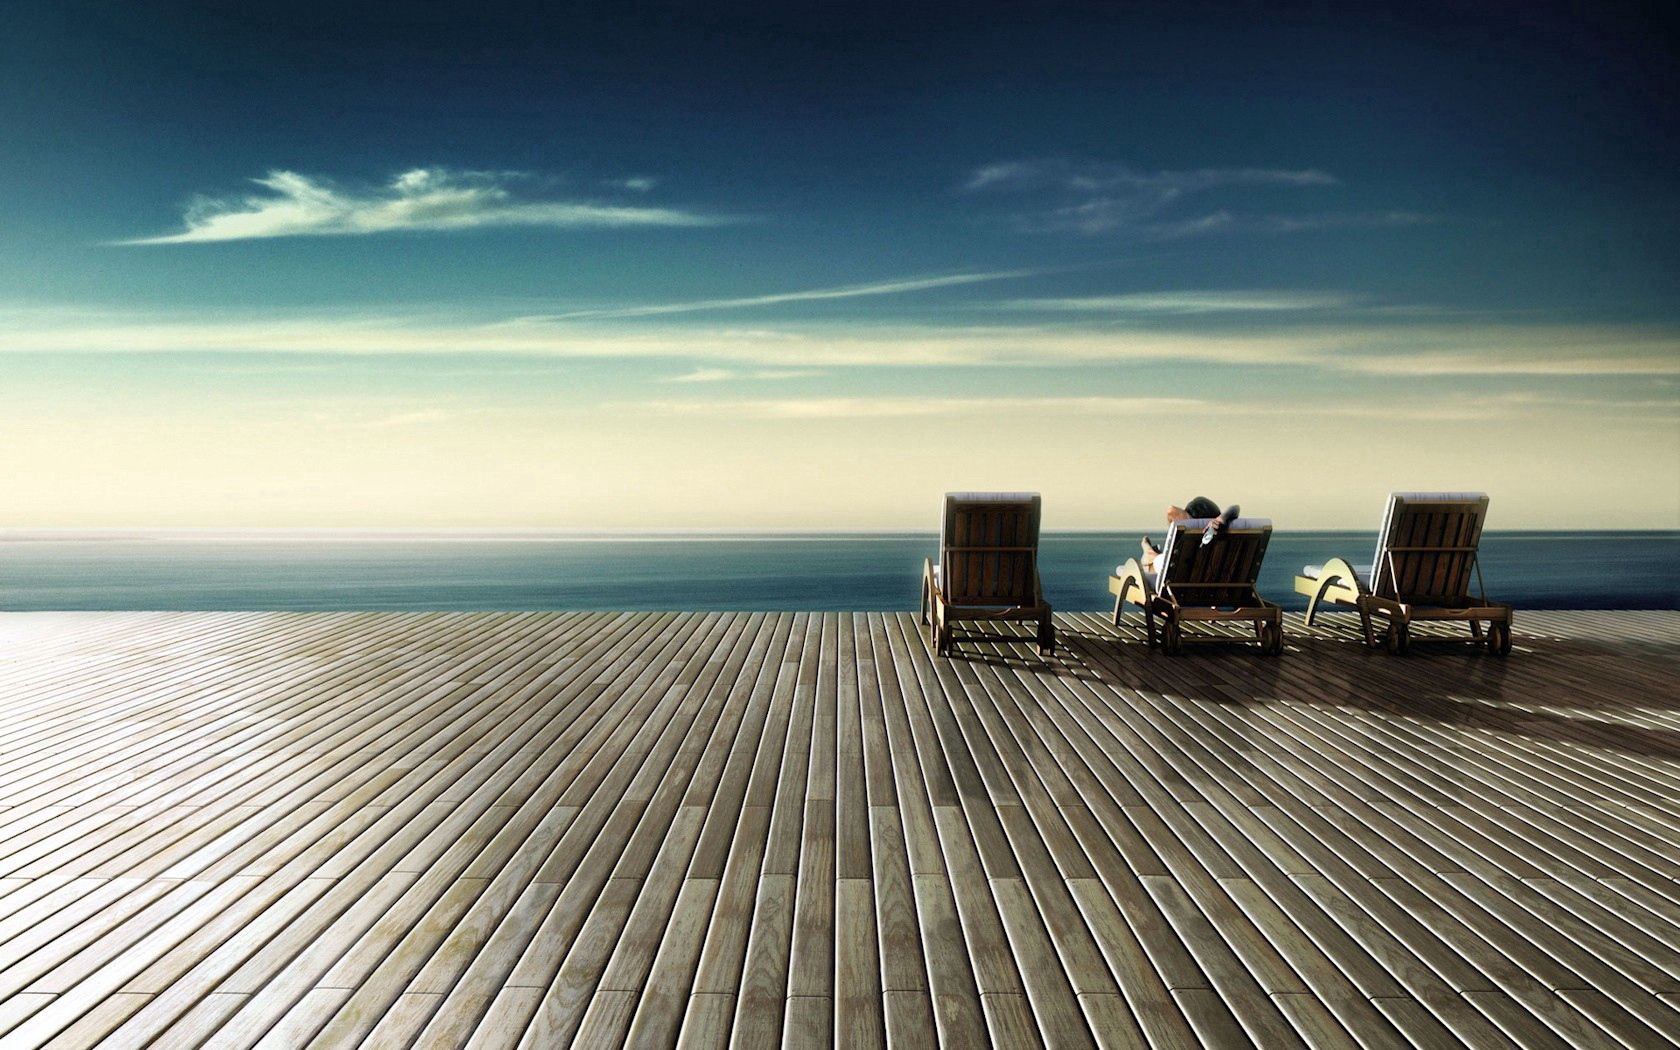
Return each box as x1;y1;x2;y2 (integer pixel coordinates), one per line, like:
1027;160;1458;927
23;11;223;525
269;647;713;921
0;610;1676;1049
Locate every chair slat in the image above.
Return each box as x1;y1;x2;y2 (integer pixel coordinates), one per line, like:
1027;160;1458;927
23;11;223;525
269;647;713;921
1377;500;1487;605
940;498;1040;607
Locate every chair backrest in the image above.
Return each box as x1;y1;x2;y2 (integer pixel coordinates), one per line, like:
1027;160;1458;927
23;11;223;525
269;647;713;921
939;492;1042;607
1156;517;1273;607
1370;492;1489;604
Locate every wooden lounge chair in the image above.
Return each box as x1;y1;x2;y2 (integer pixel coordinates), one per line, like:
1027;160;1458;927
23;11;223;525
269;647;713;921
1109;517;1283;655
1295;492;1513;655
921;492;1053;658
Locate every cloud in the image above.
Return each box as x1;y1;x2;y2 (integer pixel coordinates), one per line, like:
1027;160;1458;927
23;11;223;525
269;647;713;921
5;306;1677;377
622;395;1209;419
118;168;728;244
346;409;453;430
665;367;823;383
1249;211;1435;233
619;391;1678;423
963;159;1336;193
520;268;1040;321
963;157;1426;238
1003;291;1357;314
1140;211;1238;239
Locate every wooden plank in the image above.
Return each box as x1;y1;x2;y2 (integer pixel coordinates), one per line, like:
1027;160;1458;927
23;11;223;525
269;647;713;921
835;877;885;1048
729;873;796;1048
909;873;988;1048
868;807;927;994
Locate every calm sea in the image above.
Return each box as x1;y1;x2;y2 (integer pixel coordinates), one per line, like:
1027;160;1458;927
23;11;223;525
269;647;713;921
0;531;1674;612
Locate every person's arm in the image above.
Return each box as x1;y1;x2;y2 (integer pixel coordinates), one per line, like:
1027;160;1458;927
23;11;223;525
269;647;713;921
1206;504;1239;532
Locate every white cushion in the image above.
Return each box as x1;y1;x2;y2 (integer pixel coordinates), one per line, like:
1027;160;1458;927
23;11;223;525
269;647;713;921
1115;565;1158;592
944;491;1040;503
1301;563;1369;585
1176;516;1271;530
1389;491;1487;502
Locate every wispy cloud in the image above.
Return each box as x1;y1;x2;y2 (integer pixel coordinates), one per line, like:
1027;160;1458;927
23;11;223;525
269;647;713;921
963;157;1423;238
520;268;1040;321
1250;211;1434;233
621;395;1209;419
118;168;729;244
620;391;1679;423
665;367;823;383
1003;291;1357;314
964;159;1336;193
5;308;1677;377
345;409;454;430
1137;209;1433;239
1141;210;1238;239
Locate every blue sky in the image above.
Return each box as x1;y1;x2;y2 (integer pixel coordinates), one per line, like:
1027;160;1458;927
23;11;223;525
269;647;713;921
1;1;1675;527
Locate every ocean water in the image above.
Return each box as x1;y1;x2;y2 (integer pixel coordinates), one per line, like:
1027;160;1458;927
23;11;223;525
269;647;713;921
0;530;1674;612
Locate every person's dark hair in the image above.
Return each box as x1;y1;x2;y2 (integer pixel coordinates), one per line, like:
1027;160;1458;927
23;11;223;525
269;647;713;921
1183;496;1221;519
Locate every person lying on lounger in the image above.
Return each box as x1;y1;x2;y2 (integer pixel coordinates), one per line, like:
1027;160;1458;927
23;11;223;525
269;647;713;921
1140;497;1241;571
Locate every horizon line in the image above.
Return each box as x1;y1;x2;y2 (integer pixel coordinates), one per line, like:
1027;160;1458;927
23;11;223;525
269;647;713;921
2;526;1674;539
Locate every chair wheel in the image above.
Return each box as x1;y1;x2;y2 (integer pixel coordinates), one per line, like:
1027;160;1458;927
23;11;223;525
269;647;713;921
1487;621;1512;657
1163;622;1183;655
1263;620;1284;656
1384;621;1409;655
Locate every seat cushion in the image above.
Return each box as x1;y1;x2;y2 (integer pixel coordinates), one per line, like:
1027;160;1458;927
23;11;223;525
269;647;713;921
1177;517;1272;531
945;491;1041;503
1115;564;1157;588
1301;563;1369;585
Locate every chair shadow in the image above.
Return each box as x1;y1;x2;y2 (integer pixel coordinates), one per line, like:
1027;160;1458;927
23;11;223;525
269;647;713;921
1038;613;1680;763
932;621;1104;679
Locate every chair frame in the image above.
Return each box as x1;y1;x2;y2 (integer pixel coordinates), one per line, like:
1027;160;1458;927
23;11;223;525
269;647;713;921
1109;519;1283;656
1294;494;1513;655
920;494;1054;658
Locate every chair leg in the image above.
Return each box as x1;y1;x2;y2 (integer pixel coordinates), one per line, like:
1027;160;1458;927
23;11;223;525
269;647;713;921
1161;613;1183;655
1038;613;1055;656
1112;594;1123;627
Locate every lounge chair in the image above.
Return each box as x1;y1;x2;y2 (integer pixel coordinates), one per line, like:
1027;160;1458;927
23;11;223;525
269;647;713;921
1109;517;1283;655
921;492;1053;657
1295;492;1513;655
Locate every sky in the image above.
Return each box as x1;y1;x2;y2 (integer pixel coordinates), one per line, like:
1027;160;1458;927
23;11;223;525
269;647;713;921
1;0;1676;529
